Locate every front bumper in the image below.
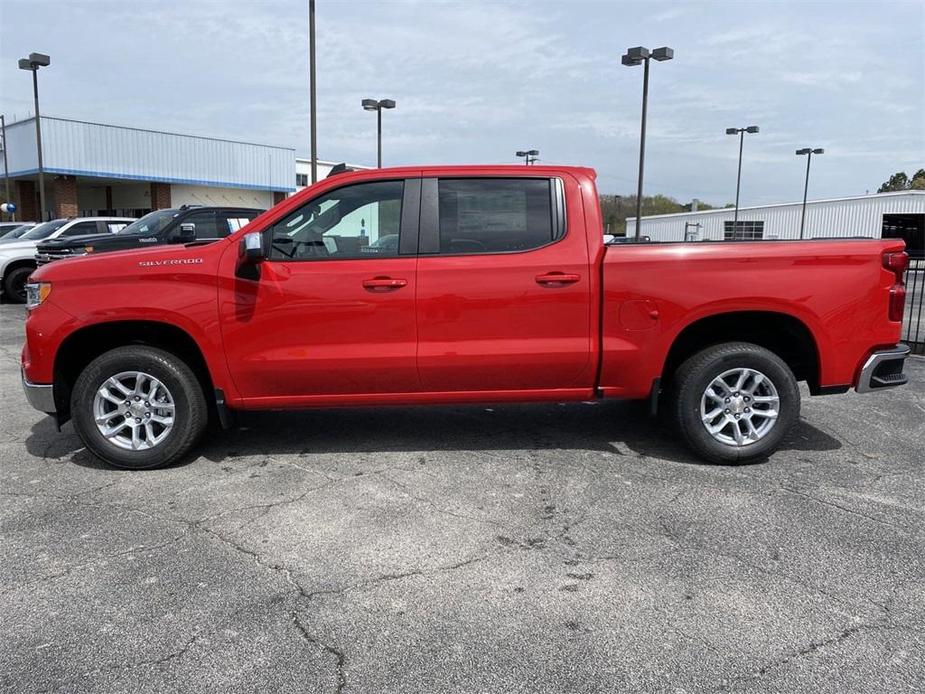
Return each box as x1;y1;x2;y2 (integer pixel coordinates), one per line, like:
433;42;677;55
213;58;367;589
856;344;910;393
22;369;55;414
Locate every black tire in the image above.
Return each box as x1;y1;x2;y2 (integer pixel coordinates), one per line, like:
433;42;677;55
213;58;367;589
71;346;207;470
3;265;33;304
670;342;800;464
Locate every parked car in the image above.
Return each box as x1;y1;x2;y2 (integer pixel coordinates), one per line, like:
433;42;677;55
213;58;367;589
0;222;37;242
0;217;134;302
35;205;263;266
21;165;910;469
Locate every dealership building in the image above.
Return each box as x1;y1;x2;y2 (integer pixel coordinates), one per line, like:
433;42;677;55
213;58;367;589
627;191;925;257
0;115;366;220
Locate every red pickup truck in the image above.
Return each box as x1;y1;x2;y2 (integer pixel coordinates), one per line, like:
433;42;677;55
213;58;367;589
21;165;910;469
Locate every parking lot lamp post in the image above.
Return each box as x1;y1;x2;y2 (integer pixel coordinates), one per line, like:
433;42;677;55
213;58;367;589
362;98;396;168
515;149;539;165
18;53;50;220
796;148;824;239
1;115;11;219
309;0;317;184
726;125;759;232
622;46;673;241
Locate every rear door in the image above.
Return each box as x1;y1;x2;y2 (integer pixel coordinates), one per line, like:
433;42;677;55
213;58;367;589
219;177;421;400
415;175;594;393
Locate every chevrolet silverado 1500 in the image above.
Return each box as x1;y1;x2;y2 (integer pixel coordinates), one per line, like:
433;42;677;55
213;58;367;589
21;165;910;469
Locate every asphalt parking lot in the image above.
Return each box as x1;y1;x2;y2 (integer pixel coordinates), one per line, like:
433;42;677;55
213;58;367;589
1;302;923;693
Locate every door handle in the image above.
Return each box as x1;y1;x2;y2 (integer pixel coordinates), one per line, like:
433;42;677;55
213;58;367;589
535;272;581;286
362;276;408;290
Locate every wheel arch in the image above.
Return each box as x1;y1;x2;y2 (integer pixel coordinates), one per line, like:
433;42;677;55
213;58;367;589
661;310;821;393
53;320;215;423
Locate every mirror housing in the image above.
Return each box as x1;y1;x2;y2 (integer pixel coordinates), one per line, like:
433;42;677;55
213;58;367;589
241;231;267;263
175;222;196;243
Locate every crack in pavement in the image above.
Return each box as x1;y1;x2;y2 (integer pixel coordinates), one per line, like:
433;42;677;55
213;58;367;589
292;613;346;694
780;486;920;535
716;620;882;691
47;591;294;692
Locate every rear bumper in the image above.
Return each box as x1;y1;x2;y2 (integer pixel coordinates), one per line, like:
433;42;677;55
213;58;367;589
856;344;910;393
22;369;55;414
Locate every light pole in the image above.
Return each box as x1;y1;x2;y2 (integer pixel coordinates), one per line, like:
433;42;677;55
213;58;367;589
622;45;673;241
515;149;539;165
796;147;824;239
1;115;11;220
362;98;396;168
18;53;50;221
308;0;317;184
726;125;759;234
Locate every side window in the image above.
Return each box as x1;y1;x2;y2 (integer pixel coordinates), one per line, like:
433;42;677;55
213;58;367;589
106;222;129;233
223;212;260;234
437;178;555;254
61;221;100;237
268;180;403;261
182;211;222;239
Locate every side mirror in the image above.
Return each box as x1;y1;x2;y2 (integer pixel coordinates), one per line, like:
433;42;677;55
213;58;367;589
176;222;196;243
241;231;267;263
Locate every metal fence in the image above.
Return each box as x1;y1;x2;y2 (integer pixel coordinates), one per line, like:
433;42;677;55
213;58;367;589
904;259;925;355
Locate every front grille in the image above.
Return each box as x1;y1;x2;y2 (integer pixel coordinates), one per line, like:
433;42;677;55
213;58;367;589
35;248;83;266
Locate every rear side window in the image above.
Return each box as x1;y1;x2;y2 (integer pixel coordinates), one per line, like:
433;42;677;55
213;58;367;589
224;214;258;233
61;221;100;237
182;211;222;239
437;178;555;254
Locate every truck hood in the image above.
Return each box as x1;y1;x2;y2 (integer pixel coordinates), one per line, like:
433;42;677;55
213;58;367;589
31;238;228;282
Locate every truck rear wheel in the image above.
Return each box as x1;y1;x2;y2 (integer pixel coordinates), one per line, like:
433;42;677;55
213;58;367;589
670;342;800;464
71;346;207;469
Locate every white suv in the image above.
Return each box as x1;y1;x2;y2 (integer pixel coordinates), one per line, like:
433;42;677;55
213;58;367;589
0;217;135;303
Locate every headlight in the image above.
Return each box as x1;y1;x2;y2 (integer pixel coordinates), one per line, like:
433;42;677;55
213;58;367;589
26;282;52;310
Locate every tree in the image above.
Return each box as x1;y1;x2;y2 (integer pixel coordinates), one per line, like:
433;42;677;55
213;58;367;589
911;169;925;190
877;169;925;193
598;193;719;235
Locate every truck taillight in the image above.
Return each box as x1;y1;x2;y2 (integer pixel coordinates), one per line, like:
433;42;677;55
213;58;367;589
883;251;908;322
883;251;909;278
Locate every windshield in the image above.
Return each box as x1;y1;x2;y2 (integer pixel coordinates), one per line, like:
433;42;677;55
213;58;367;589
20;219;68;241
117;209;181;235
0;225;33;240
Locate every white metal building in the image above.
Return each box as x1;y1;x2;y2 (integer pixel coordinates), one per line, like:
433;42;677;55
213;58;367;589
627;191;925;256
295;158;371;191
0;116;370;222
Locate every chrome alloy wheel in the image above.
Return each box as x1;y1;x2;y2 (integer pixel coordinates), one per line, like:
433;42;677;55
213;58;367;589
700;367;780;447
93;371;176;451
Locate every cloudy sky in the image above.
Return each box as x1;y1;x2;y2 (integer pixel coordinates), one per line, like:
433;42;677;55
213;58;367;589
0;0;922;204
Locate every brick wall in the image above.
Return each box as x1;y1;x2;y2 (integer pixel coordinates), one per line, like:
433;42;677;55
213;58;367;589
53;175;78;218
15;180;37;222
150;182;171;209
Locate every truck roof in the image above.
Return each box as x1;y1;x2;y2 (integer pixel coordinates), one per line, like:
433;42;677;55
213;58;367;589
327;164;597;179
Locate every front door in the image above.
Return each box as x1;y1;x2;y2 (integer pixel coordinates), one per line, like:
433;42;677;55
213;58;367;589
219;177;421;401
415;175;594;393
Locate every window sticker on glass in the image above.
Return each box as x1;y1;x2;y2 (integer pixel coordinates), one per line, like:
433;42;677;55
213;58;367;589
226;217;252;232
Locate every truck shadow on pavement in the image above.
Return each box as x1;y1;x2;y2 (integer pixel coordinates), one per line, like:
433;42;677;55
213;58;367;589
26;399;842;469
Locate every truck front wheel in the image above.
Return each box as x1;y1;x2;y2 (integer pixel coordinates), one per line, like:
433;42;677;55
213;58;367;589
71;346;208;469
3;265;33;304
670;342;800;464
